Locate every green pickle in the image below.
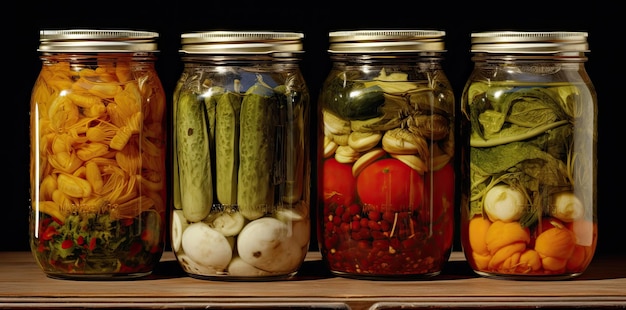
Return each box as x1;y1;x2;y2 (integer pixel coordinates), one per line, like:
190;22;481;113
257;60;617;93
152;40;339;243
171;31;311;280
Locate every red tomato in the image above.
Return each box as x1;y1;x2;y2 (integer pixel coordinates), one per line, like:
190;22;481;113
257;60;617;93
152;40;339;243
356;158;424;212
323;158;356;206
426;162;455;216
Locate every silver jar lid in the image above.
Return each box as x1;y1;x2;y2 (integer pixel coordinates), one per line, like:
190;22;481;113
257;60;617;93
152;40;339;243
38;29;159;53
328;30;446;53
471;31;589;54
180;31;304;54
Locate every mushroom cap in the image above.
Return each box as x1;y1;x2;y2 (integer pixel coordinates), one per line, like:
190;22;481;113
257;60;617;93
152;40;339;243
181;222;233;270
227;256;278;277
237;217;306;273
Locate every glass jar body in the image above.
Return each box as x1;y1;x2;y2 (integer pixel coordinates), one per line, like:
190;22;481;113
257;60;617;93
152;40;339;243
317;55;456;279
29;53;167;279
459;55;598;280
171;56;311;280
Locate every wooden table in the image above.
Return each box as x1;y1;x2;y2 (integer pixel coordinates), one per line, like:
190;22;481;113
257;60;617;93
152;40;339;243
1;251;625;309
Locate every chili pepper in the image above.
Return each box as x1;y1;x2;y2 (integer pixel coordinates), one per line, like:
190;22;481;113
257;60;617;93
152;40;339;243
61;239;73;249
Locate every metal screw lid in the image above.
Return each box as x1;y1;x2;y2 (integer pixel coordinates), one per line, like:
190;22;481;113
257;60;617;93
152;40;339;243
471;31;589;54
328;30;446;53
38;29;160;53
180;31;304;54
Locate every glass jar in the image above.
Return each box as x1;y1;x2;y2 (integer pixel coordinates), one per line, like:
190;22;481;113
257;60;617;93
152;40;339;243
317;30;455;279
29;29;167;279
172;31;311;280
460;31;598;280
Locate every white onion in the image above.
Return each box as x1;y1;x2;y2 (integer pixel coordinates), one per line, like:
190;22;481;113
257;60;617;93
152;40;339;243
483;184;526;222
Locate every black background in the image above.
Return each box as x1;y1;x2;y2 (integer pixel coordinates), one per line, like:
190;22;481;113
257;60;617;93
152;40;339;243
4;3;623;256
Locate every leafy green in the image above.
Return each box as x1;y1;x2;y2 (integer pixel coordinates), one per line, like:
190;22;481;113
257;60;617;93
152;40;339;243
471;140;569;191
478;109;506;135
34;210;162;274
466;85;582;224
471;86;568;142
501;87;567;125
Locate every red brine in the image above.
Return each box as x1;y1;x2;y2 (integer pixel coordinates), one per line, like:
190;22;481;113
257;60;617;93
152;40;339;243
317;30;455;279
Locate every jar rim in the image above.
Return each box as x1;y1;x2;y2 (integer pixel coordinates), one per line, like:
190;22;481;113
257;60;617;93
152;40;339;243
471;31;589;54
180;31;304;54
328;29;446;53
38;29;159;53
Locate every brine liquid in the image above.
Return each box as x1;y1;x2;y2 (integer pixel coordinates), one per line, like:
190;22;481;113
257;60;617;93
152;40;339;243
460;80;597;279
318;67;455;279
171;67;311;280
29;58;167;279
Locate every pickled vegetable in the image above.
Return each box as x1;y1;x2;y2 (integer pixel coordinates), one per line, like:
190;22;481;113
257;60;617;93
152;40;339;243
319;67;455;278
30;60;167;277
176;91;213;222
172;70;310;280
462;81;597;277
237;80;277;220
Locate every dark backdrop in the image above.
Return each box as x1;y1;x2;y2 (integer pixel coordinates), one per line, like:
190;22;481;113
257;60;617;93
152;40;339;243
4;3;623;256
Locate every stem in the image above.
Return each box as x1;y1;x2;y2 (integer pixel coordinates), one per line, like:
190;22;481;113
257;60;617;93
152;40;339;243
389;212;398;238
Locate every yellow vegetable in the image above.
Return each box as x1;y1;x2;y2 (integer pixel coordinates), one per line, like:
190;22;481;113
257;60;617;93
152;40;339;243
518;249;542;272
485;220;530;255
468;216;491;255
37;201;66;223
31;59;167;221
488;242;526;270
57;173;92;198
535;226;576;260
85;161;103;194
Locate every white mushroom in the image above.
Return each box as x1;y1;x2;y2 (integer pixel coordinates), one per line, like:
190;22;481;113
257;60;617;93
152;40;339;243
275;201;309;223
171;210;189;253
227;256;278;277
176;253;218;276
206;210;246;236
273;203;311;248
181;222;232;271
237;217;305;273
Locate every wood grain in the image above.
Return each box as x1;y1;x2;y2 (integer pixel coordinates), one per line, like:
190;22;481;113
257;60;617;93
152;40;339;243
1;251;625;309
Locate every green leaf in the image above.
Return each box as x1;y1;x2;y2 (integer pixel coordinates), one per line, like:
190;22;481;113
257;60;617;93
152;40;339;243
504;87;566;127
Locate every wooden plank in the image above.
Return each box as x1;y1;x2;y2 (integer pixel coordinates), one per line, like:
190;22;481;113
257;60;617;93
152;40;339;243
1;251;625;309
